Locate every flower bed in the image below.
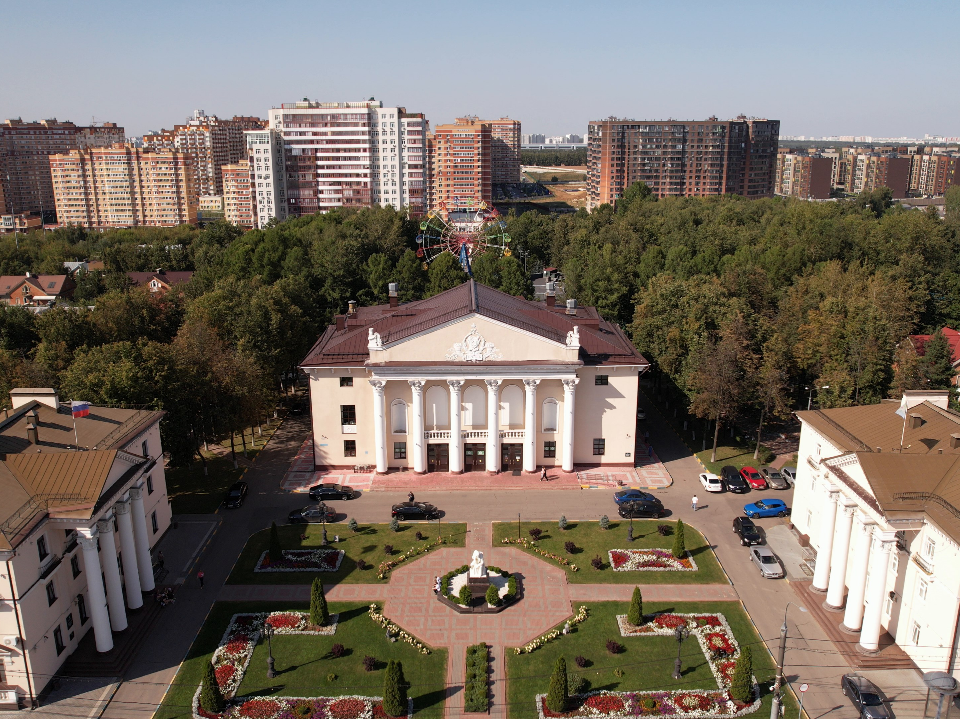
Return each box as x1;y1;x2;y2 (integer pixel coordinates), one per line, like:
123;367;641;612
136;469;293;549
516;605;588;654
195;694;412;719
255;549;344;573
376;537;446;579
501;537;579;571
367;604;431;654
608;548;698;572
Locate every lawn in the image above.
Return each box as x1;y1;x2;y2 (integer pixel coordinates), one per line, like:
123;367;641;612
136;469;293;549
696;445;773;476
165;455;246;514
227;521;468;585
156;601;447;718
492;520;727;584
505;600;797;719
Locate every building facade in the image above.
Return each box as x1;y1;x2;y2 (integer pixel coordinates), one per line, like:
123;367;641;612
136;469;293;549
489;118;521;185
0;274;75;307
426;118;492;214
0;119;125;221
586;117;780;208
222;160;255;228
791;391;960;674
775;154;834;199
300;281;648;474
49;145;197;228
0;389;171;708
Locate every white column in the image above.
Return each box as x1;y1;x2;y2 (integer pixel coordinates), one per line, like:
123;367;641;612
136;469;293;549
485;379;501;472
128;486;155;592
97;518;127;632
858;532;896;653
114;499;142;609
370;380;387;473
825;500;857;610
561;378;579;473
447;380;463;473
523;379;539;473
409;380;425;473
841;514;874;633
78;533;113;653
811;485;840;592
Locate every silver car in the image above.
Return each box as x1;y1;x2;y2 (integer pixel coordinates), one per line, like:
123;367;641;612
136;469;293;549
760;466;790;490
781;466;797;484
750;547;784;578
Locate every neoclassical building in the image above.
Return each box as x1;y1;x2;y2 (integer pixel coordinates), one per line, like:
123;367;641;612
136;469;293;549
0;389;171;709
300;281;649;474
792;390;960;673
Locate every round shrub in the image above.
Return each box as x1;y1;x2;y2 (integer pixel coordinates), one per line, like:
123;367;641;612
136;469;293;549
591;555;604;570
529;527;543;541
568;673;589;695
458;584;472;606
330;643;345;658
564;541;576;554
485;584;501;606
606;639;624;654
362;655;377;672
599;515;610;530
574;655;587;668
558;515;568;530
384;544;393;556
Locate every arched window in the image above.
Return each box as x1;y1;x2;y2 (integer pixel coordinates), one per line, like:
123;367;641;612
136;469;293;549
542;398;559;433
462;385;486;427
499;384;523;427
425;385;449;429
390;400;407;435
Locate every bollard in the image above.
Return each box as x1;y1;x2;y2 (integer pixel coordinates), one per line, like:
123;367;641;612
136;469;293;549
683;421;688;430
692;430;696;440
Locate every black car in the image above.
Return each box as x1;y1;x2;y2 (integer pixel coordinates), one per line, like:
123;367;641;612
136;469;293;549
614;489;657;506
841;674;891;718
288;504;337;524
617;499;664;519
732;516;763;546
721;465;749;493
309;483;354;501
391;502;440;520
224;481;248;508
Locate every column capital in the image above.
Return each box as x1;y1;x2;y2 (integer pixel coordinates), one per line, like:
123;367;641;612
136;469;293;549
408;379;425;393
523;379;541;389
872;529;898;550
78;534;99;551
97;517;115;535
484;378;502;390
562;378;580;390
446;379;463;392
129;485;143;502
369;379;386;394
824;483;839;497
114;499;131;515
855;512;876;531
838;500;857;517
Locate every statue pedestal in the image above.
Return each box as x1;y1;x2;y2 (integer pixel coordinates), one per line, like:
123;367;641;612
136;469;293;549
467;576;490;599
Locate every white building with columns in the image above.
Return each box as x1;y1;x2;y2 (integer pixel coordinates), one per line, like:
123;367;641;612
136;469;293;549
0;389;170;709
792;390;960;675
300;280;648;474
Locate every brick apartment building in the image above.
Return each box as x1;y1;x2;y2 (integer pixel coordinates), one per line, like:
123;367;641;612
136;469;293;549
775;153;834;199
426;117;493;214
0;118;125;221
586;116;780;208
489;118;521;184
222;160;255;228
49;145;197;228
845;153;911;197
910;151;960;196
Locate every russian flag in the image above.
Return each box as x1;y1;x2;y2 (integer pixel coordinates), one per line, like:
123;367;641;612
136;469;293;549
71;401;89;419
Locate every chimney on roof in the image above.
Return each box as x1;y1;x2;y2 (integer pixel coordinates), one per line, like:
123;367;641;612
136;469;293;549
951;434;960;449
388;282;399;308
909;413;923;430
155;268;163;274
347;300;357;315
25;422;38;444
566;299;577;315
545;281;556;307
335;315;346;331
25;271;32;278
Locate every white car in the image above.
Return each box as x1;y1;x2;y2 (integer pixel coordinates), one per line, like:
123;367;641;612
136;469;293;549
699;473;723;492
781;466;797;484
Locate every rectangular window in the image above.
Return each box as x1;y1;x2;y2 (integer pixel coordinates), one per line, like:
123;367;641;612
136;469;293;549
924;537;936;560
911;621;921;645
344;440;357;457
146;475;154;495
394;442;406;459
37;535;48;561
54;626;65;655
884;595;893;615
544;441;557;458
71;555;81;578
65;613;74;630
340;376;353;387
78;594;88;624
918;578;928;602
151;511;158;533
142;440;149;458
593;438;606;456
46;581;57;606
595;375;609;385
340;405;357;425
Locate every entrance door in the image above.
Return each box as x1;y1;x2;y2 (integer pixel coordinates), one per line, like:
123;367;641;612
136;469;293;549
427;444;449;473
501;443;523;471
464;443;486;472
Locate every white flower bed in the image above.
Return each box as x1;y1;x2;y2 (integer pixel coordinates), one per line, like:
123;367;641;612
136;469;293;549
367;603;431;654
192;691;413;719
254;548;344;572
608;548;698;571
516;605;588;654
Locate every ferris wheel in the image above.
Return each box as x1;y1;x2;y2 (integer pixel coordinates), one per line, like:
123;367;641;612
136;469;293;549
415;198;512;273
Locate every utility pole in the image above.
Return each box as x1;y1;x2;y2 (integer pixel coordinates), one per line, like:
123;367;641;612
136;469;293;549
771;620;787;718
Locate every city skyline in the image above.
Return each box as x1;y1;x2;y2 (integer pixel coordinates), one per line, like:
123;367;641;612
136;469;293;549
2;0;958;139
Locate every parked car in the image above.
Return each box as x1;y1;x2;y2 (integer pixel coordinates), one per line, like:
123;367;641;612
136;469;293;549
781;466;797;484
699;473;724;492
288;504;337;523
636;408;646;420
721;465;749;493
391;501;441;520
224;481;248;509
290;404;304;415
614;489;657;505
749;546;784;578
840;674;892;718
617;498;664;519
739;466;767;490
732;516;764;546
309;483;354;501
743;498;791;518
760;466;790;490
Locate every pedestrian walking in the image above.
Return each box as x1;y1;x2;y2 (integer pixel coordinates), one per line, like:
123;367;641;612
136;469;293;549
408;491;415;503
540;467;548;482
197;570;205;589
157;551;165;568
691;495;699;511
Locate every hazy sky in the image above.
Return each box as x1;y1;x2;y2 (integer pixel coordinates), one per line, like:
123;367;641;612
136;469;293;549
3;0;958;139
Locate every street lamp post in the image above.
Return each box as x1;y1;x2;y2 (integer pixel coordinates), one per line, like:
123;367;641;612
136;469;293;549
264;621;276;679
806;385;830;411
321;505;328;546
771;602;807;719
672;625;690;680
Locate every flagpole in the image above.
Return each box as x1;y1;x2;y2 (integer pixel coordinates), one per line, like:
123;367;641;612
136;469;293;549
72;412;79;451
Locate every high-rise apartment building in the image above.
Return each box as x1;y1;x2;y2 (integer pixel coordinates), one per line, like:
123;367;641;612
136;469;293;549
222;160;255;228
909;151;960;196
142;111;266;198
0;118;125;220
489;118;521;184
586;116;780;208
49;145;197;228
426;117;492;213
775;153;834;199
844;154;910;198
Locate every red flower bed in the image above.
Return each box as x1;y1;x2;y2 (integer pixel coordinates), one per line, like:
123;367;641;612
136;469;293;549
266;613;301;629
238;698;281;718
224;639;249;656
584;694;626;713
653;614;687;629
673;693;715;712
329;698;367;718
705;632;735;655
717;660;737;683
371;702;389;718
214;664;235;687
609;551;629;569
694;615;721;627
538;697;573;718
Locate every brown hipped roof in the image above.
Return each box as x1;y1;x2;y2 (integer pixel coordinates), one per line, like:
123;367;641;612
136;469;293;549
301;280;648;368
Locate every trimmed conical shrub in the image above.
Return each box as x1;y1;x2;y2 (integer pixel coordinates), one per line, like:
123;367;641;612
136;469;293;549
269;521;283;563
627;587;643;626
310;577;329;626
486;583;500;606
672;519;686;559
729;646;753;704
383;659;407;716
200;659;225;714
547;656;569;713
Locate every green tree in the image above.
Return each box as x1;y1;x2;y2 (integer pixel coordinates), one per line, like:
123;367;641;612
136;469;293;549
546;656;569;713
485;583;500;606
199;659;225;714
672;520;686;559
754;335;794;459
426;252;467;297
627;587;643;626
729;646;753;704
497;255;533;298
921;328;955;389
394;249;426;301
269;522;283;563
383;659;407;717
310;577;329;626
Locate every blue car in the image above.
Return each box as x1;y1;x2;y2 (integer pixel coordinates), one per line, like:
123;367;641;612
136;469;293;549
743;498;791;519
614;489;657;506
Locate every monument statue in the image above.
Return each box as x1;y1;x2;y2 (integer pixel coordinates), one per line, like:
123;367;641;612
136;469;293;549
468;549;486;578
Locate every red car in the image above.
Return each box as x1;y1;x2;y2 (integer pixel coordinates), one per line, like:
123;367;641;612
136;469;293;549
740;466;766;490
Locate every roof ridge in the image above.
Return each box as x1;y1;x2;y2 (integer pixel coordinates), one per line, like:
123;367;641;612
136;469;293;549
812;409;871;451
